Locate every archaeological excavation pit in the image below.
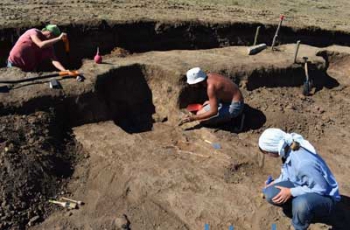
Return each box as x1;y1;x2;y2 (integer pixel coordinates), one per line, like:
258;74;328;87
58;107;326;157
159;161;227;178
1;20;350;230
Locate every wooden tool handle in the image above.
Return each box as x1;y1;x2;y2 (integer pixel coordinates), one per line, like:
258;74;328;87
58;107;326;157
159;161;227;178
64;39;70;53
62;36;70;52
59;70;80;77
304;62;309;81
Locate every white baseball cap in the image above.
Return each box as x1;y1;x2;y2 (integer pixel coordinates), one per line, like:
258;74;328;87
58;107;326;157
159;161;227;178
186;67;207;84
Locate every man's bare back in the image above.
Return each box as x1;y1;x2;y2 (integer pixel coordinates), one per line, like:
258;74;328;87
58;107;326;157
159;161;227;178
206;73;243;103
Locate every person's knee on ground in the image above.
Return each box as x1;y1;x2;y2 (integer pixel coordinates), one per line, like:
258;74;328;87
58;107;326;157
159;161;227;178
264;181;295;206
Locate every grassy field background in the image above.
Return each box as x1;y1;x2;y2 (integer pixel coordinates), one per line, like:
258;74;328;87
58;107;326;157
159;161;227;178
0;0;350;31
167;0;350;30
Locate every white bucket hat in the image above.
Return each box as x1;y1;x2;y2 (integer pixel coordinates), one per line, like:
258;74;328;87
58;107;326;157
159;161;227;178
186;67;207;84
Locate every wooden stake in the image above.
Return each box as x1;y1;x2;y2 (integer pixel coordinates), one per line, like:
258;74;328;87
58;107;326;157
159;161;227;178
293;40;301;63
253;26;261;46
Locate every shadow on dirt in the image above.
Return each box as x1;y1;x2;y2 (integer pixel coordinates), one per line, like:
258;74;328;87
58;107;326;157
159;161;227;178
311;70;340;94
326;195;350;230
178;84;208;109
246;64;339;92
280;195;350;230
95;64;155;134
207;103;266;133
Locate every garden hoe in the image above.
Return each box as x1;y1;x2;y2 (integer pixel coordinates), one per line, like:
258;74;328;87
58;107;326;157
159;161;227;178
0;70;80;84
0;70;81;91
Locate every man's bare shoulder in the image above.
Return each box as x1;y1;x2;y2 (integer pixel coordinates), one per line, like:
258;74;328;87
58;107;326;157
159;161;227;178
208;73;232;86
207;73;224;78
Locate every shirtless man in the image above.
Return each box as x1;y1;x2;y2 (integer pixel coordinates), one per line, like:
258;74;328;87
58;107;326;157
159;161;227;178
7;24;67;72
180;67;244;126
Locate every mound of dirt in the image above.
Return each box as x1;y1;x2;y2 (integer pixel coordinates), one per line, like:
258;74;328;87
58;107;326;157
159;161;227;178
109;47;131;58
0;111;80;229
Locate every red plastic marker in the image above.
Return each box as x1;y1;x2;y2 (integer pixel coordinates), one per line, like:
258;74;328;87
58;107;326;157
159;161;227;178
94;47;102;64
186;104;203;112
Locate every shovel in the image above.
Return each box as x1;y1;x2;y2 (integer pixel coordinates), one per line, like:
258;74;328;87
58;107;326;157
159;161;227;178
271;15;285;51
302;57;312;96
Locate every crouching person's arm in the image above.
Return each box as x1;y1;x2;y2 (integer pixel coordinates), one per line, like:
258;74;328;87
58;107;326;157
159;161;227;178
264;181;295;206
51;58;66;72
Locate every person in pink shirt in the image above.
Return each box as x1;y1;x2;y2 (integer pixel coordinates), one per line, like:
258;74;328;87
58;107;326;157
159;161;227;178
7;25;67;72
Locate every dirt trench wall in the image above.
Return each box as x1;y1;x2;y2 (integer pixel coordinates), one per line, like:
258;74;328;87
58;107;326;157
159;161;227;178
178;61;331;108
0;111;81;229
317;50;350;85
0;64;181;132
2;20;350;69
1;58;332;130
245;64;337;91
69;64;180;131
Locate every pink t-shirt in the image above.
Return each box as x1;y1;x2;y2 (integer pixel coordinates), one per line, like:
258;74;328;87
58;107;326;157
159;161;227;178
8;29;56;71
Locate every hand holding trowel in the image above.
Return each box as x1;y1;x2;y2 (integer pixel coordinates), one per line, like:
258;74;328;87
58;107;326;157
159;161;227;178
178;103;203;126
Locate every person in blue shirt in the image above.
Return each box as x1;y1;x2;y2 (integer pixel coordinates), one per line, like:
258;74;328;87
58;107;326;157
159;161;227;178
258;128;340;230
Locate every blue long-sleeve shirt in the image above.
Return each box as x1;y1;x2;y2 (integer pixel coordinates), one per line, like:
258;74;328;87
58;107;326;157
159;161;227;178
274;147;341;201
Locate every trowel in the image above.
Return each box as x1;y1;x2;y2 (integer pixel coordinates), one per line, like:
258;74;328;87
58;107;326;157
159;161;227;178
204;139;221;150
49;200;77;209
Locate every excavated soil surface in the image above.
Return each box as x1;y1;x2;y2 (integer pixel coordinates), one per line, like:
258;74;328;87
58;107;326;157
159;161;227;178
0;43;350;230
1;10;350;229
0;111;82;229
